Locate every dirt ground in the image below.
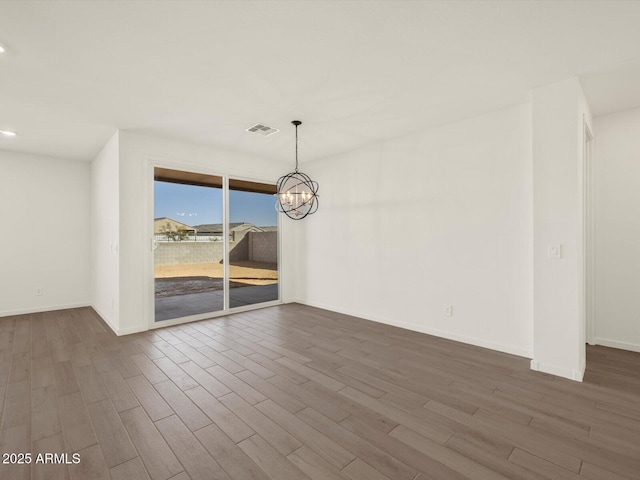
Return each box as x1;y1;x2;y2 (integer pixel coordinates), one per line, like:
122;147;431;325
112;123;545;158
154;260;278;286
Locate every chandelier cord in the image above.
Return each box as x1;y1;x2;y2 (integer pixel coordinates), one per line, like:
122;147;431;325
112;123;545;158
295;123;299;173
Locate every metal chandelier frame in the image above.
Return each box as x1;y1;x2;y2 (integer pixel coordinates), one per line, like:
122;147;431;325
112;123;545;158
275;120;319;220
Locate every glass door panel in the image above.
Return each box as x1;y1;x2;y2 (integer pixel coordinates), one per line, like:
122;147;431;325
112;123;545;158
228;179;279;308
154;168;224;321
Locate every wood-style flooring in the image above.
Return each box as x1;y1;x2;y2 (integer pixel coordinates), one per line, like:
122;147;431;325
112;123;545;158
1;303;639;480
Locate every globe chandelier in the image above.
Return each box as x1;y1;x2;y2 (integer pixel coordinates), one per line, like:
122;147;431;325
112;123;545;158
275;120;319;220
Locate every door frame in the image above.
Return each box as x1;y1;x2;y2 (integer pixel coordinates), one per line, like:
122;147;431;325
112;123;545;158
145;158;282;330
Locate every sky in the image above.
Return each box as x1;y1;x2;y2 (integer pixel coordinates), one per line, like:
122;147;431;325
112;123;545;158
154;181;278;227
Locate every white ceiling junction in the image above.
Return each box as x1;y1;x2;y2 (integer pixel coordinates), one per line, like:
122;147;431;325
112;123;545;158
1;1;640;162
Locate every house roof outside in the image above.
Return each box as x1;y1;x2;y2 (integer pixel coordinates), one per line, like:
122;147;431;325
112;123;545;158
193;222;266;235
153;219;275;236
154;217;197;234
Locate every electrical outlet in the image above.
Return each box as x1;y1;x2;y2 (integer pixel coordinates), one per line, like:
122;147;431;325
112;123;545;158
445;304;453;317
36;287;43;296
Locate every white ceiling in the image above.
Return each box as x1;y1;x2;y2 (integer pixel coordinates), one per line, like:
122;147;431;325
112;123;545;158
1;1;640;163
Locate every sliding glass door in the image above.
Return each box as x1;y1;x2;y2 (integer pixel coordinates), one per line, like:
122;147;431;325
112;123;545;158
228;179;279;308
153;168;224;321
153;168;279;323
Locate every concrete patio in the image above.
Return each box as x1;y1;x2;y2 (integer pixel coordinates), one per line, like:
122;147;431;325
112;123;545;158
155;283;279;321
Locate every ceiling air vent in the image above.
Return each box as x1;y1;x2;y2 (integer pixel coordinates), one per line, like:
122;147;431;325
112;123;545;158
246;123;279;137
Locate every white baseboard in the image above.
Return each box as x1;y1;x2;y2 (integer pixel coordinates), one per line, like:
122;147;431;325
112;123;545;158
91;305;119;335
91;305;148;336
530;359;585;382
592;337;640;354
294;299;532;359
117;325;149;336
0;302;91;318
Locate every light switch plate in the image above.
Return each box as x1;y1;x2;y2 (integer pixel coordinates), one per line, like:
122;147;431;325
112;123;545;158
549;244;562;259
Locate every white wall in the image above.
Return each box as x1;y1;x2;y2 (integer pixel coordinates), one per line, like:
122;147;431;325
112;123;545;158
116;131;293;334
531;77;592;381
0;151;91;316
91;132;120;330
294;103;534;357
577;86;594;371
593;107;640;352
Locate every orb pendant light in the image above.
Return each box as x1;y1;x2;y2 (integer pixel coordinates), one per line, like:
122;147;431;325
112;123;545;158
275;120;319;220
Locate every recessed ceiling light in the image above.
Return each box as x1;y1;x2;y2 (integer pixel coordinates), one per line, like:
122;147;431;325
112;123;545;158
0;45;5;54
0;130;17;137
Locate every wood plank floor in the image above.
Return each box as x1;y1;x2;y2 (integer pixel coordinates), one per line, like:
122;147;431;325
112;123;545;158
1;304;639;480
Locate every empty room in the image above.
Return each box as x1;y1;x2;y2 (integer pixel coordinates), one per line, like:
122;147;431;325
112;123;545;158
1;1;640;479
